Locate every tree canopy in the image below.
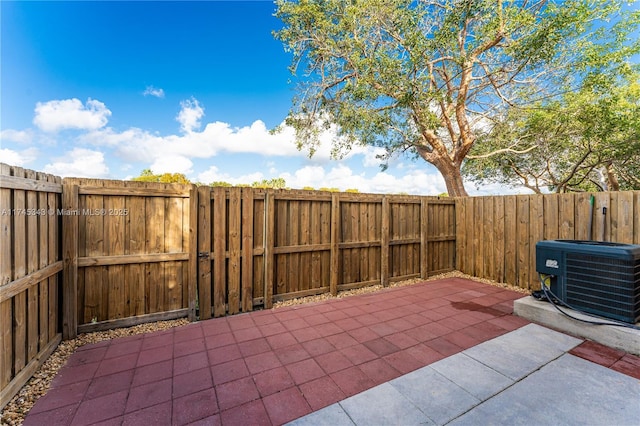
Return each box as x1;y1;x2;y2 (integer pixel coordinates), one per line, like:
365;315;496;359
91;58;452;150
131;169;191;184
463;73;640;192
274;0;639;196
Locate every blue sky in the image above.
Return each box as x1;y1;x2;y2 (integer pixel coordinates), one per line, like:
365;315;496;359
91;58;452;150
0;0;468;195
6;0;607;195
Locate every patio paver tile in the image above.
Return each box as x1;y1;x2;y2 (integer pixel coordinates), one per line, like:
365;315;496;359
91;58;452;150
85;369;134;400
22;404;79;426
263;386;311;425
286;358;325;385
131;359;172;387
210;358;249;385
125;378;172;413
71;389;128;426
299;376;347;411
253;365;295;397
173;351;209;376
219;400;270;426
122;401;172;426
215;376;260;411
172;367;213;399
172;388;219;426
329;366;375;397
237;338;271;357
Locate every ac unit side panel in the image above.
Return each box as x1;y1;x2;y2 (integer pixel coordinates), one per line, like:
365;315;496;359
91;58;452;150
565;252;640;324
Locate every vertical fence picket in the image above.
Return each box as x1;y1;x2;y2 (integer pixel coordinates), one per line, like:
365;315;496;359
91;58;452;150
241;188;254;312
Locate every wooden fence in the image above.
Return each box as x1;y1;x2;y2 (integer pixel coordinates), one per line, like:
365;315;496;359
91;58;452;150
456;191;640;291
62;178;197;338
196;188;456;319
0;164;62;408
2;162;639;409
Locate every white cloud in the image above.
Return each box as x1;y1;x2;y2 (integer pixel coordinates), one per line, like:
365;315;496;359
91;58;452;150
279;164;447;195
150;155;193;175
33;98;111;132
176;98;204;133
143;86;165;98
362;147;387;167
198;165;264;185
0;129;33;144
0;148;38;167
43;148;109;178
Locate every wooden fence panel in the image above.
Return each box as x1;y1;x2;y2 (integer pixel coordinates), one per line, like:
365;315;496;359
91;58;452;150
456;191;640;291
63;178;194;333
0;164;62;409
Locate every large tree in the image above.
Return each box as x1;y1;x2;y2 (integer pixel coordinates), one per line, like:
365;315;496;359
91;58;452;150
463;75;640;193
274;0;638;196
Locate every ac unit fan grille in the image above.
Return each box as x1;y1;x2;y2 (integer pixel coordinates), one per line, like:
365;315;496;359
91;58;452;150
565;253;640;323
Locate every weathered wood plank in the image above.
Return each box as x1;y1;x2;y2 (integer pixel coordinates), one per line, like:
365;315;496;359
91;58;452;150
197;186;212;320
164;195;183;312
330;194;339;295
380;196;389;287
504;196;517;286
0;164;12;389
0;262;63;303
37;173;50;350
241;188;254;312
529;194;544;290
62;184;78;339
264;192;275;308
125;192;145;317
559;193;575;240
212;187;227;317
145;190;165;315
516;196;530;289
12;167;27;372
543;194;559;241
77;309;188;334
0;174;62;193
78;186;190;197
493;196;505;283
227;188;241;314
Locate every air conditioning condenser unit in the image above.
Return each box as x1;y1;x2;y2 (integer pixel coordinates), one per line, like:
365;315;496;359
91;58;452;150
535;240;640;324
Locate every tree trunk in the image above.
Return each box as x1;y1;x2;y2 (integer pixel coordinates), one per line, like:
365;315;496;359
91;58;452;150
605;163;620;192
435;161;469;197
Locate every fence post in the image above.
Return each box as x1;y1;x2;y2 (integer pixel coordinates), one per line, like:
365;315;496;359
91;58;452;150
381;196;389;287
62;184;78;340
188;186;198;321
420;198;428;279
330;193;339;296
264;191;274;308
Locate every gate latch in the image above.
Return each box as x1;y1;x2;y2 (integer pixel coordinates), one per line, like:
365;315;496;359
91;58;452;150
198;252;210;259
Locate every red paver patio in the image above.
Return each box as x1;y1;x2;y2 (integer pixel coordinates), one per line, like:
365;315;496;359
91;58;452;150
21;278;639;425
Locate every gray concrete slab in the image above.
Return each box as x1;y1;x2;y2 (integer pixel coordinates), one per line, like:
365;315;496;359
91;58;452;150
429;353;513;400
288;324;637;426
338;382;433;426
389;367;479;425
514;296;640;356
287;404;355;426
449;354;640;426
462;323;581;380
